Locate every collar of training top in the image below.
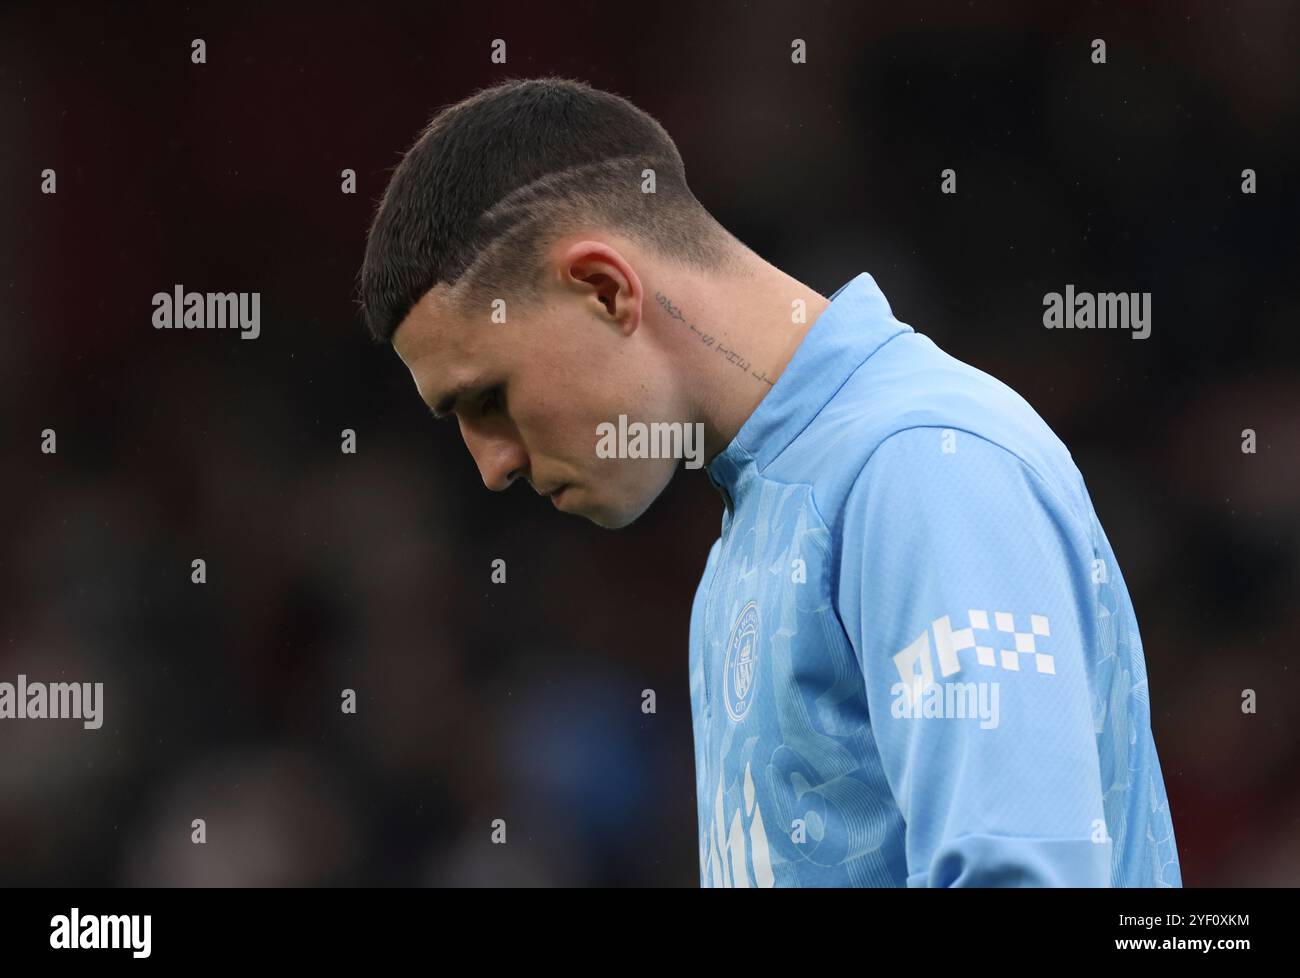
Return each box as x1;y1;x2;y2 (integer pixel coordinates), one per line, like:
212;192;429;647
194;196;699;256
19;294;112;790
705;271;913;496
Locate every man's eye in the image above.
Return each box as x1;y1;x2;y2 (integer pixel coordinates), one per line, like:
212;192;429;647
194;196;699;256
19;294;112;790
480;389;501;415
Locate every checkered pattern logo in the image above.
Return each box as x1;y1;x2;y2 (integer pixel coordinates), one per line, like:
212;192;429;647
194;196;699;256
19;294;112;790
892;610;1055;694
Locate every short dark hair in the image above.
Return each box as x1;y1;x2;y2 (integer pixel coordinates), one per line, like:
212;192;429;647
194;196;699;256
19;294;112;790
356;75;746;344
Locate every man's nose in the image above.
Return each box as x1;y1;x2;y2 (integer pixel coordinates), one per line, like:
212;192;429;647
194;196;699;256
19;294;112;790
460;421;527;492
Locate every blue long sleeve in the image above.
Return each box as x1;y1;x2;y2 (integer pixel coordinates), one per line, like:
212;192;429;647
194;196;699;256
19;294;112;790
838;426;1113;886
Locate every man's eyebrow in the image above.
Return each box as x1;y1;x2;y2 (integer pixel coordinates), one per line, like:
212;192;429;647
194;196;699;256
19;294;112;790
429;381;474;420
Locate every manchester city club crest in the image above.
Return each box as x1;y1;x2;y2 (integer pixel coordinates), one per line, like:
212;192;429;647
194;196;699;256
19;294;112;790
723;600;761;722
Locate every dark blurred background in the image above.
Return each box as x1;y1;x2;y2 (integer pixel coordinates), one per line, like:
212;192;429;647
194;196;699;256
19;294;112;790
1;0;1297;886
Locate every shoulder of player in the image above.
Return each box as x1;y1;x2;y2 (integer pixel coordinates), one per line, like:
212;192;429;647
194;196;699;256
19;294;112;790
815;407;1084;539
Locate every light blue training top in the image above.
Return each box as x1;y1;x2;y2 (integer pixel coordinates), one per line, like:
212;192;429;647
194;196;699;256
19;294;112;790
689;272;1182;887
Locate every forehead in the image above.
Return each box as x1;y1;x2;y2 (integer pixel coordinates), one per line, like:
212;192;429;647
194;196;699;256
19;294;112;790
392;285;488;396
392;284;467;364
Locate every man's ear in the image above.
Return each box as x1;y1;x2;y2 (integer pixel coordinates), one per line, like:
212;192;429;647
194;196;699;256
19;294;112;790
556;242;641;335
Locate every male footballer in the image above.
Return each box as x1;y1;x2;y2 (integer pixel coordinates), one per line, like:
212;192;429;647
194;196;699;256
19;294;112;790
358;76;1182;887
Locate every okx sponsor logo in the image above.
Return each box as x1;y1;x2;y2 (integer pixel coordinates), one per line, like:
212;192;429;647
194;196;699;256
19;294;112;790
891;610;1053;725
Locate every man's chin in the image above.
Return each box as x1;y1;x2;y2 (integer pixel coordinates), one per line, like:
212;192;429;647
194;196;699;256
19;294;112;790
561;474;674;529
579;504;634;530
566;491;647;530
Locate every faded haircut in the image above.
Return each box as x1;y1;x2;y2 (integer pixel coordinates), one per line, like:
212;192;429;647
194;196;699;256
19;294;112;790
356;75;746;343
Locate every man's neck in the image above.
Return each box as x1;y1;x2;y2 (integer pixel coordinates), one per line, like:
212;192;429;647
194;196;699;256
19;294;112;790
658;259;831;466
